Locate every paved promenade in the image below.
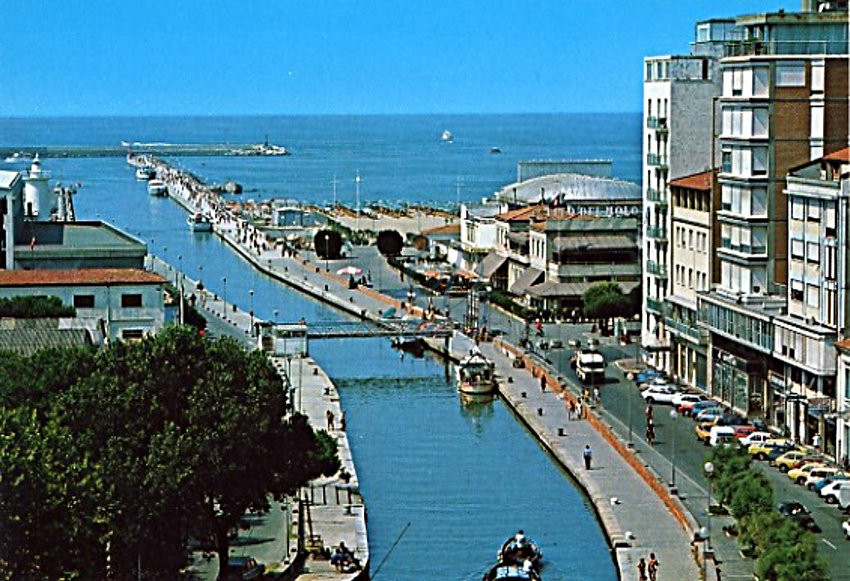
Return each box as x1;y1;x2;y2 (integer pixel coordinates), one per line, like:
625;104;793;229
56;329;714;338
149;158;712;580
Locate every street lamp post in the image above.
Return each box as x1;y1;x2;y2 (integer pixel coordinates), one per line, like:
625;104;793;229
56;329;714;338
222;277;227;318
669;409;678;491
177;255;184;325
355;171;361;234
704;461;715;580
249;289;255;336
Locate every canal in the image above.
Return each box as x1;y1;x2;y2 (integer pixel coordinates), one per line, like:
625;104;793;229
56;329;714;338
68;157;617;581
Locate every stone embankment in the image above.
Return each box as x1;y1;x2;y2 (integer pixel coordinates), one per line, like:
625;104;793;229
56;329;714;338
149;157;707;581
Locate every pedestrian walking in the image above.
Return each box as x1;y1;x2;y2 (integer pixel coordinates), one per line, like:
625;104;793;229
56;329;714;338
645;403;654;422
576;398;583;420
583;445;593;469
637;558;647;581
648;553;659;581
339;410;346;431
569;399;576;420
326;409;335;431
646;420;655;445
593;386;600;405
812;433;821;451
540;375;547;392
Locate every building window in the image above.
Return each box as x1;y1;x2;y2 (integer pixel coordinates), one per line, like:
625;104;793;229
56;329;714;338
807;284;820;308
73;294;95;309
791;280;804;302
776;63;805;87
122;329;144;340
121;294;143;308
791;198;804;220
807;242;820;264
721;151;732;174
791;239;804;259
808;202;821;222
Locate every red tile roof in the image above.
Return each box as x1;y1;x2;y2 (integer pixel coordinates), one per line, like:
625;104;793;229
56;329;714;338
836;338;850;352
669;170;713;191
824;147;850;162
0;268;166;287
496;204;546;221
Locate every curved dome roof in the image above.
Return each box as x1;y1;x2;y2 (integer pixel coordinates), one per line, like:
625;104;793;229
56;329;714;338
496;173;641;204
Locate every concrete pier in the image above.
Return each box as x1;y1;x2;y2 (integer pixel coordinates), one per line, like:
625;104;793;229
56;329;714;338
1;143;289;159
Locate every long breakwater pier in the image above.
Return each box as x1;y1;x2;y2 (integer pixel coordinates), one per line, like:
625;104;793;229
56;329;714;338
1;142;289;159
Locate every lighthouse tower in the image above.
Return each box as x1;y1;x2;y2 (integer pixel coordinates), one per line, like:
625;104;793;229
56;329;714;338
22;155;51;220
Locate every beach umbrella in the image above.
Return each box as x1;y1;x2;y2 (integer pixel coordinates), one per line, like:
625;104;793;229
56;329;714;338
336;266;362;276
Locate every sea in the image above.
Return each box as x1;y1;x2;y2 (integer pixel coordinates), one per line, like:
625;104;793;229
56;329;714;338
0;114;637;580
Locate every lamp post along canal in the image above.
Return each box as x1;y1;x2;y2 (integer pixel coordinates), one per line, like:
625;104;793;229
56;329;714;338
249;289;254;336
669;408;678;491
704;461;714;580
222;276;227;317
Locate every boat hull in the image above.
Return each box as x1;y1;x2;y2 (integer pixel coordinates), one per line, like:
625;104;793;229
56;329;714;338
458;380;495;395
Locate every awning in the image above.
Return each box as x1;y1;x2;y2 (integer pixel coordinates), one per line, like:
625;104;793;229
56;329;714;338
479;251;508;279
526;280;639;299
552;235;635;253
509;267;544;295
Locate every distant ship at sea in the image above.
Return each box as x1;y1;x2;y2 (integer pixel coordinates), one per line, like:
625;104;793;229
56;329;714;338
442;130;453;143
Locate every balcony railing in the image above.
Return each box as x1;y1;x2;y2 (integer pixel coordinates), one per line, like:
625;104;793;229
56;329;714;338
647;117;669;132
723;39;848;58
646;226;668;240
720;239;768;255
647;297;668;315
646;188;667;204
646;260;668;278
665;317;707;343
647;153;669;168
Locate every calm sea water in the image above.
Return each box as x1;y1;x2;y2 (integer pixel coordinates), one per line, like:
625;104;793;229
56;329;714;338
0;114;641;207
1;115;625;580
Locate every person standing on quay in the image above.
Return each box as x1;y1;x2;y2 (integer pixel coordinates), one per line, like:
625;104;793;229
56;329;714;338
648;552;659;581
326;409;335;431
637;557;647;581
583;444;592;469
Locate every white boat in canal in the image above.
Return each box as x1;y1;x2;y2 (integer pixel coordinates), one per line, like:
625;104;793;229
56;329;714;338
136;166;155;180
456;350;495;395
148;179;168;196
187;211;213;232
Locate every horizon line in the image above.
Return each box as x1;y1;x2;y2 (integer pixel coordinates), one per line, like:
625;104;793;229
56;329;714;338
0;111;643;120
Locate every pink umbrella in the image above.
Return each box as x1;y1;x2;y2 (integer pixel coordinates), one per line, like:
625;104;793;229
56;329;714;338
336;266;362;276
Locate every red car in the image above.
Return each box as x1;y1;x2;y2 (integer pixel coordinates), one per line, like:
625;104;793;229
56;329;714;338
733;425;757;439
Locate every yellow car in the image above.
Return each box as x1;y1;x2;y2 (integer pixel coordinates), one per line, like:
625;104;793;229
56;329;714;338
748;438;794;461
695;422;713;444
788;462;827;485
772;450;817;472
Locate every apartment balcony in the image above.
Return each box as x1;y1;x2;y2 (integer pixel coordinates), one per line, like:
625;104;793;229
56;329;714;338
646;260;668;278
723;39;848;58
647;153;668;169
719;238;768;257
647;117;669;133
646;226;668;240
665;316;708;344
647;296;668;315
646;188;668;208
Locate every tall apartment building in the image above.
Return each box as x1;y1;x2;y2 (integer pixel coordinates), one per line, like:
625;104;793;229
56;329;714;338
641;20;737;369
697;6;849;443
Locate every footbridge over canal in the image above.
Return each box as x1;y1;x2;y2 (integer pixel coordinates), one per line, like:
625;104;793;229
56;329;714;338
258;318;455;356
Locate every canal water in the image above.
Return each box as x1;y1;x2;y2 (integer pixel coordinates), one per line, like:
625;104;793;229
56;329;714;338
20;114;627;580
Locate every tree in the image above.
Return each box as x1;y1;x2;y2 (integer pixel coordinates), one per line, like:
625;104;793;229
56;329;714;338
728;471;773;520
376;229;404;257
314;229;343;259
582;282;635;333
0;325;340;581
0;296;75;318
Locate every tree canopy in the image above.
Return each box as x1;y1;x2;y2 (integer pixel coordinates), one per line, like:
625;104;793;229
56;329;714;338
0;295;75;318
582;282;635;321
0;325;339;581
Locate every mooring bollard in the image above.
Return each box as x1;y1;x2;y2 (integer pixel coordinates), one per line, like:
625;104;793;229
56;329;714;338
537;408;543;416
558;428;565;436
521;391;527;398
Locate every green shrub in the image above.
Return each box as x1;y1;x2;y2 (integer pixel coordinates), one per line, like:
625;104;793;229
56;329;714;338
0;296;75;318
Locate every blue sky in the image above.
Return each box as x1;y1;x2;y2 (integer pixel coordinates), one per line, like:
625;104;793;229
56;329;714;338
0;1;789;117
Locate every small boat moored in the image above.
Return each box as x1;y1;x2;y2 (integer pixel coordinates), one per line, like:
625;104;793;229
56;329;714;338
456;350;496;395
498;531;542;570
136;166;155;180
482;563;540;581
148;179;168;196
187;212;213;232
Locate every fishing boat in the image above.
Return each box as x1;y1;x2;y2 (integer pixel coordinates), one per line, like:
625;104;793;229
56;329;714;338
187;211;213;232
489;147;502;154
456;350;496;395
148;179;168;196
442;130;453;143
498;531;542;570
136;166;155;180
482;563;541;581
391;336;425;358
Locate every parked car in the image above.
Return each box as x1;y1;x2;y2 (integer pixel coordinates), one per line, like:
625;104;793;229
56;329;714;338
741;431;774;448
715;414;748;427
695;422;714;444
641;384;681;405
788;462;828;485
778;501;820;533
689;400;723;419
709;426;740;447
222;556;265;581
749;438;796;461
842;519;850;540
814;474;849;494
820;479;850;504
805;467;844;490
732;425;758;439
635;368;664;384
673;392;707;413
695;408;727;423
772;450;816;472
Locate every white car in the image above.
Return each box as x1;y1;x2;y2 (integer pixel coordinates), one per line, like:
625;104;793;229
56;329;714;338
820;480;850;504
843;519;850;540
641;384;681;405
672;392;706;410
741;431;774;448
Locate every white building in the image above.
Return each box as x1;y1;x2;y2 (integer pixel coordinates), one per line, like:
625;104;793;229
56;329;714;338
0;268;167;342
641;19;737;368
459;202;500;272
